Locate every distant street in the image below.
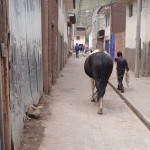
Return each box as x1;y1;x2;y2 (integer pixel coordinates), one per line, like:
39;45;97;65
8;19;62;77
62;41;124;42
38;53;150;150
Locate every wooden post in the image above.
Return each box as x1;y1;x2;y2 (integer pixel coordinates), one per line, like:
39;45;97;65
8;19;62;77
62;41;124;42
0;0;11;149
135;0;142;77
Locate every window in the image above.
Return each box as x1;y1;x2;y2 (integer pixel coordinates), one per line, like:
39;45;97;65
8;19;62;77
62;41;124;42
76;27;85;31
76;36;80;40
129;4;133;17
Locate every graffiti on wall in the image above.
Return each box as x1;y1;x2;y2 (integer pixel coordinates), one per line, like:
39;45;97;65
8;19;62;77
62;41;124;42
9;0;43;148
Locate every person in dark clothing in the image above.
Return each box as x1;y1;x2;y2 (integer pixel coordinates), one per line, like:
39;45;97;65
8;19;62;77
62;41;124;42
115;52;129;93
75;43;79;58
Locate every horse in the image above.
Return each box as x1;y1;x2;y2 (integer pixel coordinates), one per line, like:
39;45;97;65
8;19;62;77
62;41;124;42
84;50;113;114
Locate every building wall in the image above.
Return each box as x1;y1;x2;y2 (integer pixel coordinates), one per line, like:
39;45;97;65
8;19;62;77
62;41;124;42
48;0;58;85
125;0;147;49
125;0;137;49
145;0;150;42
9;0;43;149
111;3;126;34
89;32;93;49
41;0;58;94
115;32;125;55
111;2;126;56
41;0;49;94
104;25;110;39
74;34;85;46
92;10;99;49
104;10;111;39
125;0;148;72
58;0;69;72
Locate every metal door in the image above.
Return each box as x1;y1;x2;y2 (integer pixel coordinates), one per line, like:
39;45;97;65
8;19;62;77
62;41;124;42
110;34;116;60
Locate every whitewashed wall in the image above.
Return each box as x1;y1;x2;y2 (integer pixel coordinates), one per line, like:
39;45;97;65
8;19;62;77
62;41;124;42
89;32;93;49
74;34;85;45
9;0;42;149
125;0;147;49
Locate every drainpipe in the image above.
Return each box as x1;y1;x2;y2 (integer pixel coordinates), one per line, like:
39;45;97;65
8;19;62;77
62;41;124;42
135;0;142;78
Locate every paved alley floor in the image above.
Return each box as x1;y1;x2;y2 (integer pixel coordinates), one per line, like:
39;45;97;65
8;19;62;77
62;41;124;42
110;65;150;128
39;53;150;150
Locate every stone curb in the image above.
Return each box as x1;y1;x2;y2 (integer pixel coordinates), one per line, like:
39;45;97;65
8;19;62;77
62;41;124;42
109;81;150;131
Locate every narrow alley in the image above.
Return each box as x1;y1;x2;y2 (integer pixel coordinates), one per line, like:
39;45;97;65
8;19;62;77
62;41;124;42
1;0;150;149
38;54;150;150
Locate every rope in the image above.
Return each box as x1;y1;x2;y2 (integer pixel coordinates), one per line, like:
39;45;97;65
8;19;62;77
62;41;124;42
109;74;124;80
109;72;130;87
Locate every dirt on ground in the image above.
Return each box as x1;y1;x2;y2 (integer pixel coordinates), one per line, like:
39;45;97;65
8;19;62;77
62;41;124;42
19;94;52;150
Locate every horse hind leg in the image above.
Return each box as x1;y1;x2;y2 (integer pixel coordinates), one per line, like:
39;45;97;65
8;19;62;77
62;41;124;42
98;97;103;114
91;78;96;102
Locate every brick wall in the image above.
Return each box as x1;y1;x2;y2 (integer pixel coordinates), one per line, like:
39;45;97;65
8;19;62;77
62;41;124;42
111;2;126;56
115;32;125;56
111;2;126;34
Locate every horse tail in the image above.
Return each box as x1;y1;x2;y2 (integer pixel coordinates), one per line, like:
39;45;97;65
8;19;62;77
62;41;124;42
95;77;108;102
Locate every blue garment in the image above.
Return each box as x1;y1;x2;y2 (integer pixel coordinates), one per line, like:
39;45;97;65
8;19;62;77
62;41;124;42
75;45;79;58
75;45;79;51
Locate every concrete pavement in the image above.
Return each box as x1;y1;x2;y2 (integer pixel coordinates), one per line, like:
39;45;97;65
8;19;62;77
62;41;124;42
109;64;150;130
39;53;150;150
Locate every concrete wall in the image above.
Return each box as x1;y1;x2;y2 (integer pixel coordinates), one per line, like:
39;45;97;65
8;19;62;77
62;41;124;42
9;0;43;149
92;10;99;49
145;0;150;42
125;0;147;49
58;0;71;72
125;0;150;73
125;48;135;71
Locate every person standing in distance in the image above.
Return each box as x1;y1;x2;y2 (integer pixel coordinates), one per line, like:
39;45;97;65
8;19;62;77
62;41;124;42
115;52;129;93
75;43;79;58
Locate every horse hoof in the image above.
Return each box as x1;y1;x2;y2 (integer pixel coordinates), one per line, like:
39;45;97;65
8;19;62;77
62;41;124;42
98;110;103;114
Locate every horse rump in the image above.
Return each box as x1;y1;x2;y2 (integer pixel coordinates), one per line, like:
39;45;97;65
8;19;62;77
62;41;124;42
84;51;113;114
